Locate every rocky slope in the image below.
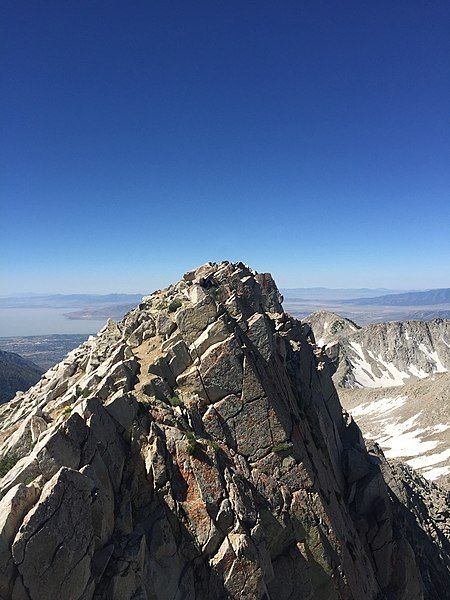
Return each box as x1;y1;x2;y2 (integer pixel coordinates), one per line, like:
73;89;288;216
339;373;450;488
303;312;449;389
0;351;43;405
0;262;449;600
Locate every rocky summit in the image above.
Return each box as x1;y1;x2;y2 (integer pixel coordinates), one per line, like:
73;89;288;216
0;262;449;600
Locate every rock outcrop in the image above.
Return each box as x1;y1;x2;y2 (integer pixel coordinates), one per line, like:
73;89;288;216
302;311;361;347
0;262;449;599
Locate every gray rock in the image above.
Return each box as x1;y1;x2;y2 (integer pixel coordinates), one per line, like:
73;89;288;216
12;468;97;600
156;314;176;338
0;481;41;598
0;261;448;600
176;296;217;344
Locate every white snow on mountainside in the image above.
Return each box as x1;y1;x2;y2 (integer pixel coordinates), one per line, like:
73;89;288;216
303;311;449;389
303;311;450;488
339;374;450;487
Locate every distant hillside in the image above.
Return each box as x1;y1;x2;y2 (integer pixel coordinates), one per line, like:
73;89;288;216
0;334;89;370
63;302;136;320
340;373;450;487
304;311;450;487
281;287;400;300
344;288;450;306
303;313;449;389
0;350;43;404
0;293;143;309
302;310;360;345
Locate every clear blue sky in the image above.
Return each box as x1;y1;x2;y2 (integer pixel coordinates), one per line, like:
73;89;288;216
1;1;449;294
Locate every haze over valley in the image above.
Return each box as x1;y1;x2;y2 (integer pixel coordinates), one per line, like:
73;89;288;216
1;286;449;337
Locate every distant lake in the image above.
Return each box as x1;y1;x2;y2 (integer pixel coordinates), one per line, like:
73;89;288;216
0;307;107;337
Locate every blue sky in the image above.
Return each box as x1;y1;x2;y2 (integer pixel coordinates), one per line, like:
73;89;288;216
1;1;449;293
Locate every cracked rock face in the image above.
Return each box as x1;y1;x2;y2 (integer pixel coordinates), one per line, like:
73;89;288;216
0;261;449;600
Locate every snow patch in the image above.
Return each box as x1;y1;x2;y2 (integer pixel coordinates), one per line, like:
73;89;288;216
407;449;450;469
422;465;450;481
348;342;411;388
418;343;447;373
408;364;429;378
431;423;449;434
351;395;408;418
375;354;410;386
382;428;439;459
349;341;365;360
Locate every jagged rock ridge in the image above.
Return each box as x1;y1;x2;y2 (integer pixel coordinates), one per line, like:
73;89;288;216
0;262;449;599
303;311;449;388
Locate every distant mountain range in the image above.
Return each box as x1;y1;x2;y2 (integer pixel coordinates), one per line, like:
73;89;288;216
0;350;43;404
0;293;143;309
1;289;449;328
281;287;403;300
283;287;450;325
63;303;137;320
2;288;448;307
343;288;450;306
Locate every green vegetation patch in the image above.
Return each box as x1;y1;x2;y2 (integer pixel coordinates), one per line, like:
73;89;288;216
185;431;199;456
168;299;182;313
169;395;183;407
271;442;293;454
0;454;18;478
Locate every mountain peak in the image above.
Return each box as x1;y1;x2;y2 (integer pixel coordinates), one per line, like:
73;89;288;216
0;263;449;599
302;310;360;346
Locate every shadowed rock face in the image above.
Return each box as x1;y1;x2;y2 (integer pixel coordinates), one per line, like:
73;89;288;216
0;261;449;600
302;312;450;488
